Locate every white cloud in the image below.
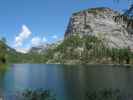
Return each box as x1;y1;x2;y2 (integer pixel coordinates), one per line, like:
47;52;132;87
52;35;58;39
43;37;47;42
13;25;49;53
15;25;31;47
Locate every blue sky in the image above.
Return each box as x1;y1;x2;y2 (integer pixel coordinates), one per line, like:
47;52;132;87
0;0;130;52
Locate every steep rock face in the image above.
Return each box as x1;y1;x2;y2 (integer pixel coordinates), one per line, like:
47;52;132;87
65;7;133;49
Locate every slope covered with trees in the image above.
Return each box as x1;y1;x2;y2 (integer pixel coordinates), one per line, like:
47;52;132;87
0;39;6;64
44;34;133;64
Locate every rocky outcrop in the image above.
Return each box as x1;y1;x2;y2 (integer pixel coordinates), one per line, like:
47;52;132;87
65;7;133;50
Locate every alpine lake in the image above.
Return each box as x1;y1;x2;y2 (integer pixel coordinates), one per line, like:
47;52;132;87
0;64;133;100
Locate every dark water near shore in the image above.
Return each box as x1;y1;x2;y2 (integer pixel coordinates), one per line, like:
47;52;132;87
0;64;133;100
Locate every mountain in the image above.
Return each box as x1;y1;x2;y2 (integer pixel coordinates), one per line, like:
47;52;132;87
23;7;133;64
65;7;133;50
3;7;133;64
29;44;50;54
27;7;133;56
29;40;63;54
44;7;133;64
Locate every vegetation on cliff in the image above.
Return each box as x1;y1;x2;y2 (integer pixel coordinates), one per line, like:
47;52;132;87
1;33;132;64
45;34;133;64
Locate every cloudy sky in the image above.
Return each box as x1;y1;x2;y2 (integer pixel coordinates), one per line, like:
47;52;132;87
0;0;130;53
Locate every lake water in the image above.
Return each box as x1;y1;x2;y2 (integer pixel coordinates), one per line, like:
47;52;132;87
0;64;133;100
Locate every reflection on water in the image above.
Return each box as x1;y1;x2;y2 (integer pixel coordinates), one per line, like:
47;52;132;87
0;64;9;98
0;64;8;75
0;64;133;100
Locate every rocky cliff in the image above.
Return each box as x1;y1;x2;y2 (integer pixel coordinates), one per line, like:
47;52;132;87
65;7;133;50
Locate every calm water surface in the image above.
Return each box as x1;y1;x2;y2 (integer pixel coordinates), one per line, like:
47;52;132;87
0;64;133;100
